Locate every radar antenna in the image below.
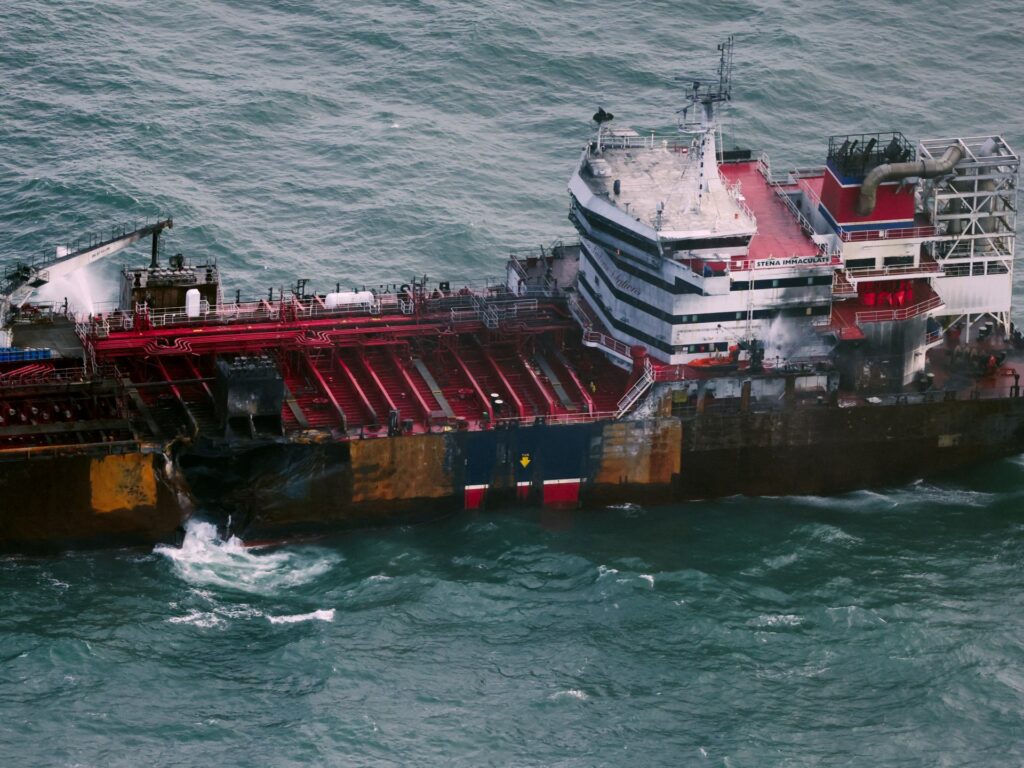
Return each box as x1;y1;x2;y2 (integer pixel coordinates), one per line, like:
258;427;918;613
676;35;734;130
674;36;736;207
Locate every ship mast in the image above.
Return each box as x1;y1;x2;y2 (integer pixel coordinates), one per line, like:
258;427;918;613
676;36;735;209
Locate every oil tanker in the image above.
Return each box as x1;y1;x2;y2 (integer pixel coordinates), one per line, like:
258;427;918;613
2;39;1022;552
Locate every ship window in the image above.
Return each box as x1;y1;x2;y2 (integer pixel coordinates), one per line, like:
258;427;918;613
989;261;1009;275
846;258;875;270
735;312;743;320
715;342;728;351
772;279;779;288
883;256;914;267
972;262;984;276
807;277;814;285
806;307;812;316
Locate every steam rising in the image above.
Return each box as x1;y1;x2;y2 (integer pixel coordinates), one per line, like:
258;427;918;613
762;315;831;366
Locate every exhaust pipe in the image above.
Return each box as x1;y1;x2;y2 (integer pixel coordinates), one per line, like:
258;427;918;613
856;144;963;216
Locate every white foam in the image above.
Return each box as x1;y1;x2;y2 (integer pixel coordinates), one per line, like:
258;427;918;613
763;552;798;570
168;610;223;628
639;574;655;587
550;689;589;701
749;613;803;628
596;565;619;578
155;520;339;594
266;609;335;624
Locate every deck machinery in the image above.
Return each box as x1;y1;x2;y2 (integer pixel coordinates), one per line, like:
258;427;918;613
1;39;1022;551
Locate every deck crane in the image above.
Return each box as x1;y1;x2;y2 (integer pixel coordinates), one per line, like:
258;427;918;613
0;217;173;327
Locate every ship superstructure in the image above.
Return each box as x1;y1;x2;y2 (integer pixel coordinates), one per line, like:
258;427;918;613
566;38;1018;390
568;38;835;368
1;39;1022;552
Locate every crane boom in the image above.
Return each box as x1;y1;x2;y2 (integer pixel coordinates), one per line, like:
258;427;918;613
1;218;173;319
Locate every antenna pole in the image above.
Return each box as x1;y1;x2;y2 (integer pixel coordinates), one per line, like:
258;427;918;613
675;36;736;208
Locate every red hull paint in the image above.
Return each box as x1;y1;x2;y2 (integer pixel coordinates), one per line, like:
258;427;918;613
464;485;488;510
542;479;581;507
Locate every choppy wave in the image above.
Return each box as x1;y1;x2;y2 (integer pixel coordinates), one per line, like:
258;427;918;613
155;520;339;594
2;0;1024;765
266;609;336;624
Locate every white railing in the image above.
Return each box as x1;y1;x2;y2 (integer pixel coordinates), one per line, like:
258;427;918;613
567;294;632;364
724;178;757;224
593;130;680;153
845;261;941;280
854;295;944;325
771;184;816;240
615;357;655;418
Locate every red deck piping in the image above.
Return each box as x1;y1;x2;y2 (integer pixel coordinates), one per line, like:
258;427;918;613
388;348;435;424
450;348;494;423
556;355;595;415
516;352;557;416
154;357;197;436
181;355;215;404
302;352;346;430
357;351;399;416
333;350;378;426
480;347;527;418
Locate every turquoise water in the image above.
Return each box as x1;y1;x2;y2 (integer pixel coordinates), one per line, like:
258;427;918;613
2;1;1024;764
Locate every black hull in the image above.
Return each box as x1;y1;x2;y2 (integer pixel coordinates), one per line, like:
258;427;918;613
3;396;1024;552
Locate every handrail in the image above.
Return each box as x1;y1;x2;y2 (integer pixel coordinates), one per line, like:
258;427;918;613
770;183;816;240
493;409;620;428
567;293;633;363
844;260;941;279
839;225;936;242
855;295;944;325
723;178;757;224
615;357;655;417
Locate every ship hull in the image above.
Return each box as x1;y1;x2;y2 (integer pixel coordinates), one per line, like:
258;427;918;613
3;396;1023;552
0;447;189;553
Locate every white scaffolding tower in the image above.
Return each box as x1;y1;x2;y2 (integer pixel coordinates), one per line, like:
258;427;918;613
921;135;1018;336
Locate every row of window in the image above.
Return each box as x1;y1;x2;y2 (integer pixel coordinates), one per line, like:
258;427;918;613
940;261;1011;277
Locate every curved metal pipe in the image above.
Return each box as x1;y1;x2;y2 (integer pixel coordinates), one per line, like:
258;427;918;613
856;144;963;216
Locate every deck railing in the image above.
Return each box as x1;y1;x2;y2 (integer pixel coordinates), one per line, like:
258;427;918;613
567;294;633;364
839;225;937;242
854;294;944;325
492;409;620;429
615;357;654;417
844;260;941;280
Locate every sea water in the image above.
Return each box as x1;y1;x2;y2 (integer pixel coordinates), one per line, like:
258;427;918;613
2;1;1023;764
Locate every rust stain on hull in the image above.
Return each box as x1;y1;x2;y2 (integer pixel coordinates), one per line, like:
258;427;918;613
585;417;681;505
89;453;158;513
349;433;454;502
0;448;188;551
592;418;681;485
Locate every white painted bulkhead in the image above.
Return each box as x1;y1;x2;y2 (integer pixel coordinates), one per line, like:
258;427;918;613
577;237;832;364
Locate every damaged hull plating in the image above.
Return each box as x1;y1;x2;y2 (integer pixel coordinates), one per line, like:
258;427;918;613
4;382;1024;551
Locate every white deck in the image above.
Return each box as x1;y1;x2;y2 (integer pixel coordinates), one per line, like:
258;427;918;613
579;141;755;240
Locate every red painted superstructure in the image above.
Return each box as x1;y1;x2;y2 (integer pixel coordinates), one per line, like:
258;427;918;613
819;168;916;228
